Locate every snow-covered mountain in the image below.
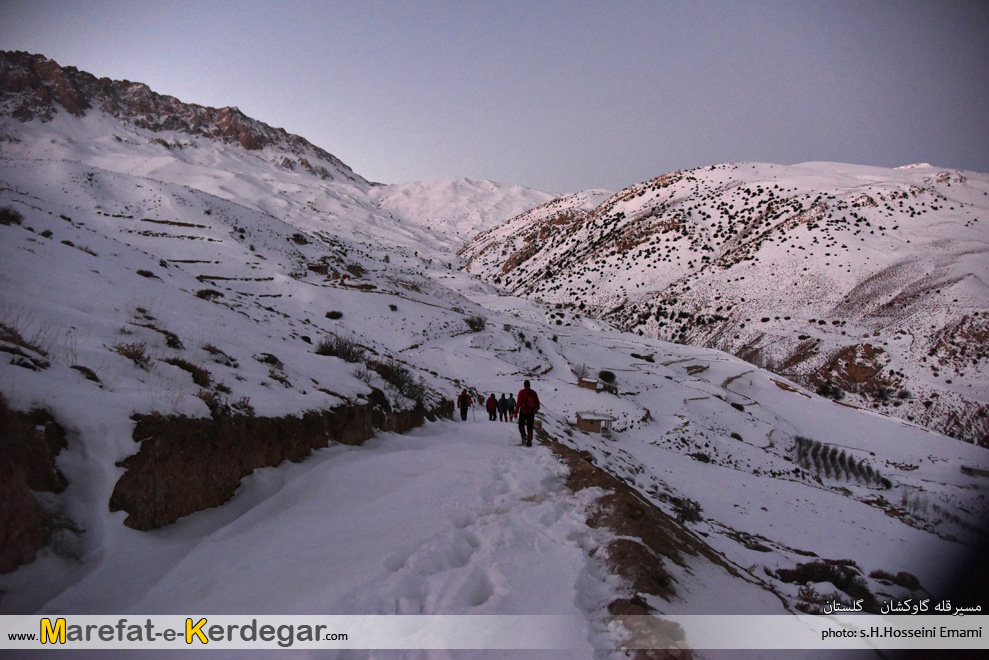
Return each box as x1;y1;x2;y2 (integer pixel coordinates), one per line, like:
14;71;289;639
461;163;989;446
1;52;988;658
372;178;558;248
0;50;366;185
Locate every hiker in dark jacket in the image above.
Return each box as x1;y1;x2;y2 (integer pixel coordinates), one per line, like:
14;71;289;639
486;394;498;421
514;380;540;446
457;390;472;421
508;394;516;421
498;394;509;421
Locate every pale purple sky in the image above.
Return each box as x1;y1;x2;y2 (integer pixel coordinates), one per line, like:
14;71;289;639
3;0;987;193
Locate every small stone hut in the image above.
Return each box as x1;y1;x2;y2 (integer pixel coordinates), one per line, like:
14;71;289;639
576;411;616;436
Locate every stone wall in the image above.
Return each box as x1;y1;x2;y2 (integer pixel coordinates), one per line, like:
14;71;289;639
109;394;452;530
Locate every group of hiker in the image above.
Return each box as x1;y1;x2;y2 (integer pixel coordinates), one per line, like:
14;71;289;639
456;380;540;447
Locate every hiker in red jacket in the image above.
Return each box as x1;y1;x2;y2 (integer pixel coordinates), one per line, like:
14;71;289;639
486;393;498;421
514;380;540;447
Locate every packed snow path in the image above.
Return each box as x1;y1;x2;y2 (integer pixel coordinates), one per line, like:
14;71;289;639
8;419;620;657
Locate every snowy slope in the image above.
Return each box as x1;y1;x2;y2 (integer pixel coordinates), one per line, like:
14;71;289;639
372;178;559;250
461;162;989;445
1;53;988;659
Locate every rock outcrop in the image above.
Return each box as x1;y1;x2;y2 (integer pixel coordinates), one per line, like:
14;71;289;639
109;395;452;530
0;395;67;574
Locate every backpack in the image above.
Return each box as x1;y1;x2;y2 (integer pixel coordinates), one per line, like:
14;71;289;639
516;388;539;414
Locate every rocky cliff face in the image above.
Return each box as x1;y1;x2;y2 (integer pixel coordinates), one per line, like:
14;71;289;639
0;50;366;184
462;162;989;445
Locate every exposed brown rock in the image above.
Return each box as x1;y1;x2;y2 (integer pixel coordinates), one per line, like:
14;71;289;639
541;432;704;659
610;609;693;660
817;343;888;386
545;428;741;581
501;240;540;275
109;395;452;530
0;395;68;574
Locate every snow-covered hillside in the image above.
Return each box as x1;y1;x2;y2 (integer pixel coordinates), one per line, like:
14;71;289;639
461;162;989;446
372;178;559;250
2;52;988;658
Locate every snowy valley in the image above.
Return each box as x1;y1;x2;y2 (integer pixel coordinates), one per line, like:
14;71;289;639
1;52;988;659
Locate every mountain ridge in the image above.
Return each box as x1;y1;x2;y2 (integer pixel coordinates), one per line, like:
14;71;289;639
0;50;368;185
461;161;989;445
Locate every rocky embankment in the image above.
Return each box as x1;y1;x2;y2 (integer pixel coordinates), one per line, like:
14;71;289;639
2;392;452;574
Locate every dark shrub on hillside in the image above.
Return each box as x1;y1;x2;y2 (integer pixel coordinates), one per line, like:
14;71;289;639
70;365;100;383
465;315;486;332
163;357;211;387
0;206;23;225
114;342;152;369
674;498;703;524
315;334;366;363
869;569;922;591
816;380;844;400
142;323;183;349
598;370;616;384
372;360;427;406
777;559;876;610
253;353;282;367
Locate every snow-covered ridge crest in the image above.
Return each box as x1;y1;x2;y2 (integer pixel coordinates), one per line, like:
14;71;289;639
0;50;367;186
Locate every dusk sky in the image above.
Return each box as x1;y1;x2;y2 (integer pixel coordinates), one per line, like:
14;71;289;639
2;0;987;193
